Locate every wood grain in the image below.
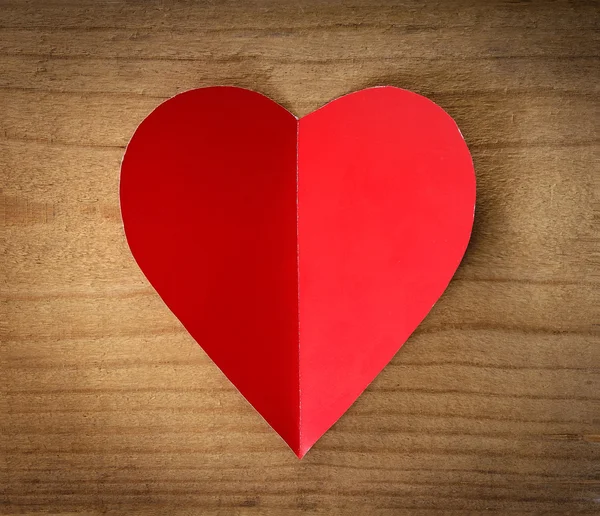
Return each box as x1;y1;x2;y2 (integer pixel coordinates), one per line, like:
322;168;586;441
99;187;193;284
1;0;599;514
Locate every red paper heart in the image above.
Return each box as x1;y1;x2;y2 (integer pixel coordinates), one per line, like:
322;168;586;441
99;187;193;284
120;86;475;457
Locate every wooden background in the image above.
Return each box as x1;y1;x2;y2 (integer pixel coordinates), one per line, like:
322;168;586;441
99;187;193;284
2;0;599;514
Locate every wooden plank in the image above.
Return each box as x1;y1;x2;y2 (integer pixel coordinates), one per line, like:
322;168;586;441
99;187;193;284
2;0;599;514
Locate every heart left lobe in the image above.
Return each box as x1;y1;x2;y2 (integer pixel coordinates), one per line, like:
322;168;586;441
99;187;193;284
120;87;301;454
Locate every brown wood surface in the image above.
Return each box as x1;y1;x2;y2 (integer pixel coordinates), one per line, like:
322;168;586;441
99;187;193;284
2;0;599;514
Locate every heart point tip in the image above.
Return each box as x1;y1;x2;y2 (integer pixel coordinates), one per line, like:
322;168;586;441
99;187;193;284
291;441;313;459
294;449;307;459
